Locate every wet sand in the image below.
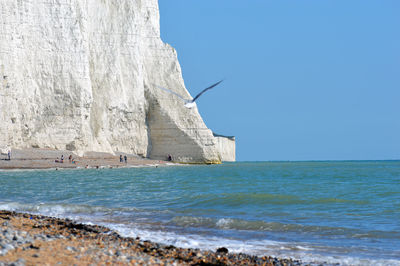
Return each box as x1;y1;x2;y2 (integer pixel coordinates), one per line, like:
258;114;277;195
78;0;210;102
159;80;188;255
0;211;304;265
0;148;172;170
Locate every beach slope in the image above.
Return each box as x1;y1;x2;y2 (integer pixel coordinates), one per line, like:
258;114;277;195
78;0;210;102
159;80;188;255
0;211;303;265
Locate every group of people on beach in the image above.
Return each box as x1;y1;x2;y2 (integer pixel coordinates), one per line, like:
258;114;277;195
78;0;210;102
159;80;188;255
55;154;75;164
119;155;128;163
51;153;171;169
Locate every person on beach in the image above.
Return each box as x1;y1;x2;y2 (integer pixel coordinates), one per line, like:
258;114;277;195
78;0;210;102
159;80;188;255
7;150;11;161
120;155;123;162
167;154;172;161
60;155;64;163
124;155;127;163
68;155;72;163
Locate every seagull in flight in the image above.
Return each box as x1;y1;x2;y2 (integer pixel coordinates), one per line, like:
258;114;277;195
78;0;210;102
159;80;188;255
156;80;224;109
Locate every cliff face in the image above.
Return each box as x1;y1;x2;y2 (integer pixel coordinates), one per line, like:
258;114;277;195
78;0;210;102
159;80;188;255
214;136;236;162
0;0;230;163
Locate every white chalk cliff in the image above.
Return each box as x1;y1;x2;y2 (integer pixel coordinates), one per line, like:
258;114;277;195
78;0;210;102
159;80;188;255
0;0;235;163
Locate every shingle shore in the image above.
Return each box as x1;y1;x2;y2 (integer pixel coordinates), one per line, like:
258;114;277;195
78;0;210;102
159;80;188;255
0;211;311;265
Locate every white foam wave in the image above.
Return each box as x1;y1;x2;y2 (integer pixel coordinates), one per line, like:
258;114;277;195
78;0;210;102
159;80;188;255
0;202;101;214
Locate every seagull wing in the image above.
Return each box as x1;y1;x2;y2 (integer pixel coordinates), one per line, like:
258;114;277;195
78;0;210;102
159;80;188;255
157;85;188;102
192;80;224;102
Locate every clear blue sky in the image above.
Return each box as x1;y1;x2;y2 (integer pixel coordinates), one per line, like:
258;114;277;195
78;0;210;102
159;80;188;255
158;0;400;161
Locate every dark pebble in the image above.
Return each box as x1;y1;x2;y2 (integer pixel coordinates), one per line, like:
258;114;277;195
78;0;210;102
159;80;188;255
29;244;40;250
216;247;229;254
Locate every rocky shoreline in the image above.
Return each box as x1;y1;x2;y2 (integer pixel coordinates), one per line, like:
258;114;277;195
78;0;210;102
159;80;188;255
0;211;307;265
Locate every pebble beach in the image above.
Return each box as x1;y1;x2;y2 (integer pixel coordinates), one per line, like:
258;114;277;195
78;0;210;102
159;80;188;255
0;211;304;266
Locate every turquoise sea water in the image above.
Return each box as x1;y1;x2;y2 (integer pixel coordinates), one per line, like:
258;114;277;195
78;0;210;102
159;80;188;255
1;161;399;265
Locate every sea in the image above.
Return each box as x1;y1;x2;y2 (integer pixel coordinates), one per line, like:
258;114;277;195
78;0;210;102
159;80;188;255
1;161;399;265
